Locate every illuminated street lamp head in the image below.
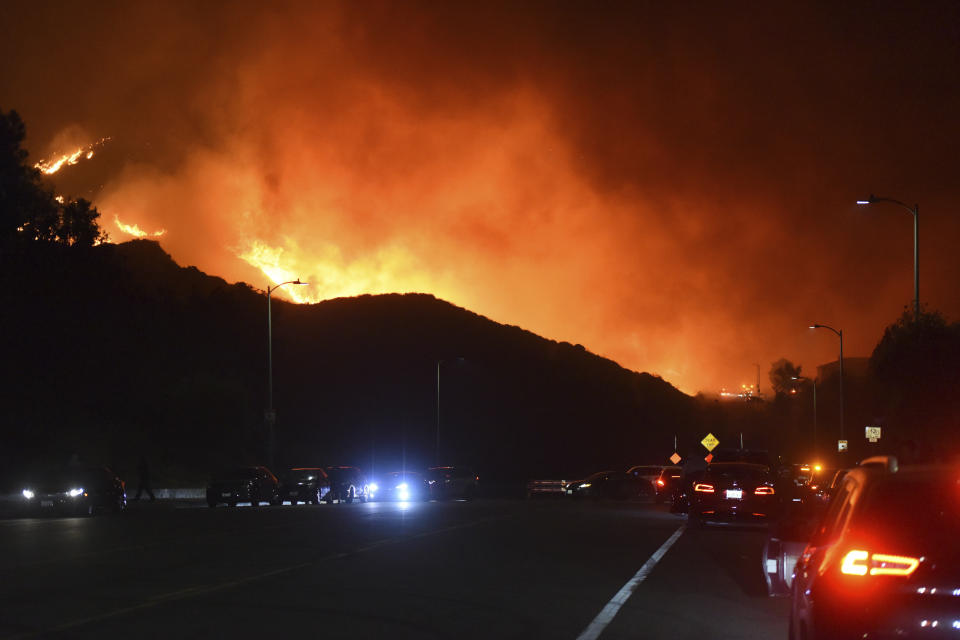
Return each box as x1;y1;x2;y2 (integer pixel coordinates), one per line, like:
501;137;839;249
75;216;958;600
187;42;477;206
809;324;818;329
855;194;877;205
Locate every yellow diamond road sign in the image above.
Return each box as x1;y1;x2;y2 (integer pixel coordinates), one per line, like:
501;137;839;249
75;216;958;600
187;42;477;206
701;433;719;452
669;452;682;465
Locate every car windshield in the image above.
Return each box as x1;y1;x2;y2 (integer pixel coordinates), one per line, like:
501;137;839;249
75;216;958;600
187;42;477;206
285;469;323;481
218;468;257;481
386;472;420;481
630;466;661;475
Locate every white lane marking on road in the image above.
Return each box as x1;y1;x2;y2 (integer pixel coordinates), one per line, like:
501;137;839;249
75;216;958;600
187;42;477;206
575;525;685;640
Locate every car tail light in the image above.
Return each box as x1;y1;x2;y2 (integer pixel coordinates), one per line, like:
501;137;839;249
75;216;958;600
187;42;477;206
656;479;665;487
754;485;775;495
841;549;921;577
694;483;714;493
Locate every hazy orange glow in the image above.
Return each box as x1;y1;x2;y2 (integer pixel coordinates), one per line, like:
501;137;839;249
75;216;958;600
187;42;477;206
6;3;959;394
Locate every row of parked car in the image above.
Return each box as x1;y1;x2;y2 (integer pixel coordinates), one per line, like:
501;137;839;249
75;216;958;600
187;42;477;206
206;464;480;507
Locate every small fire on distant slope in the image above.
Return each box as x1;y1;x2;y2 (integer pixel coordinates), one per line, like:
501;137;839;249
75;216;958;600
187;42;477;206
114;216;166;239
34;136;111;175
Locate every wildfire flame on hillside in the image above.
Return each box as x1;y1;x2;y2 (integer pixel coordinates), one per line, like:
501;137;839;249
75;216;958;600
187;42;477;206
114;216;166;239
34;137;111;175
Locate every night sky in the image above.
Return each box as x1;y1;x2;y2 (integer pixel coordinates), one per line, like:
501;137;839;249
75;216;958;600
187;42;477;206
2;1;958;394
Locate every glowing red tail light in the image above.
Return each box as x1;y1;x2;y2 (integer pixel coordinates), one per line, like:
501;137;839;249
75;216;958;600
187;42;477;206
693;483;714;493
754;485;775;495
840;549;921;577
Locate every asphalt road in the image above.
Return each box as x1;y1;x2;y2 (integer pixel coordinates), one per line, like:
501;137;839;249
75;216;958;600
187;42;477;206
0;499;789;639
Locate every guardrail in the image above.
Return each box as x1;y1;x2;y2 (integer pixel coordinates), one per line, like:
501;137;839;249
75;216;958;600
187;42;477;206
525;480;568;497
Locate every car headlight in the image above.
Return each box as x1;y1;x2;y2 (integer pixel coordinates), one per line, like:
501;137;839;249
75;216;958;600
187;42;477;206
396;482;408;491
22;489;34;500
68;487;84;497
578;483;592;488
368;483;379;493
398;489;411;501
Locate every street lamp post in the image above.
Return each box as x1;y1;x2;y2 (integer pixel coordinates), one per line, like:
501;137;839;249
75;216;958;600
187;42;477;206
266;279;307;466
435;357;464;465
857;195;919;322
809;323;843;447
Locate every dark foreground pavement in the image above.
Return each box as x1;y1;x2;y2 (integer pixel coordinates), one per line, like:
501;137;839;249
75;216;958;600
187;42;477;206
0;499;788;639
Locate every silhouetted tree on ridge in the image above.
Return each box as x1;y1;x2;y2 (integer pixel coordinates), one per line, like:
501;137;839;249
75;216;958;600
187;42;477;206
0;109;107;248
768;358;802;398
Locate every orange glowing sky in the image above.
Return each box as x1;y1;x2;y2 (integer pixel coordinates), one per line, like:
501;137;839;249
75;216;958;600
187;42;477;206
3;1;959;394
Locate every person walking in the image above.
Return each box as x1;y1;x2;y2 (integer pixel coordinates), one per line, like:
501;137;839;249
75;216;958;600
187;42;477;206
134;455;156;501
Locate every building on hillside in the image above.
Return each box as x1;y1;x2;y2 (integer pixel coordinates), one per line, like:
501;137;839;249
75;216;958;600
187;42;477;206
816;357;869;383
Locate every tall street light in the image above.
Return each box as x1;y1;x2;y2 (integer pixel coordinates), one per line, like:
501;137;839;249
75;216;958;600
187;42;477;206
856;195;919;322
266;279;307;467
435;357;464;465
809;323;843;447
792;375;817;455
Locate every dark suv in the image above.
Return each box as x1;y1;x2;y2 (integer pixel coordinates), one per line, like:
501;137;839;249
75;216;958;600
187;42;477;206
21;466;126;516
324;466;369;503
790;457;960;639
425;466;478;500
279;467;331;505
207;466;281;507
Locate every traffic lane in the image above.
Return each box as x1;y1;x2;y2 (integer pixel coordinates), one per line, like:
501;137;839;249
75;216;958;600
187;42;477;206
0;500;513;637
57;500;686;639
599;522;790;639
1;500;685;638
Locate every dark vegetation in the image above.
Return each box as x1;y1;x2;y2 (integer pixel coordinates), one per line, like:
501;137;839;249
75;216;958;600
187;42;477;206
1;239;704;485
762;307;960;465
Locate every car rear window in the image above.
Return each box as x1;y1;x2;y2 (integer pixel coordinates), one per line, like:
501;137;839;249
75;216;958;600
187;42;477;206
855;472;960;544
707;463;769;479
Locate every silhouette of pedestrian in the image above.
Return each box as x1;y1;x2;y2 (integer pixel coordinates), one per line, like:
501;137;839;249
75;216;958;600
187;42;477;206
134;456;155;501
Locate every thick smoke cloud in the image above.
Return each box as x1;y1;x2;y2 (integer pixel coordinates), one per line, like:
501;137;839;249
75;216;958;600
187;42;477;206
2;1;958;393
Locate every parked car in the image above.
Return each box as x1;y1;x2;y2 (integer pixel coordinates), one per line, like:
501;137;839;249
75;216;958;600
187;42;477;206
626;465;663;497
206;466;281;507
325;465;369;503
21;466;126;516
689;462;779;525
655;466;683;503
371;471;427;501
564;470;644;500
790;457;960;639
425;466;478;500
279;467;331;505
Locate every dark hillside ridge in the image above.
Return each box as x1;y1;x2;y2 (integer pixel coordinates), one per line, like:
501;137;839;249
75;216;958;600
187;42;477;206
1;240;698;484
